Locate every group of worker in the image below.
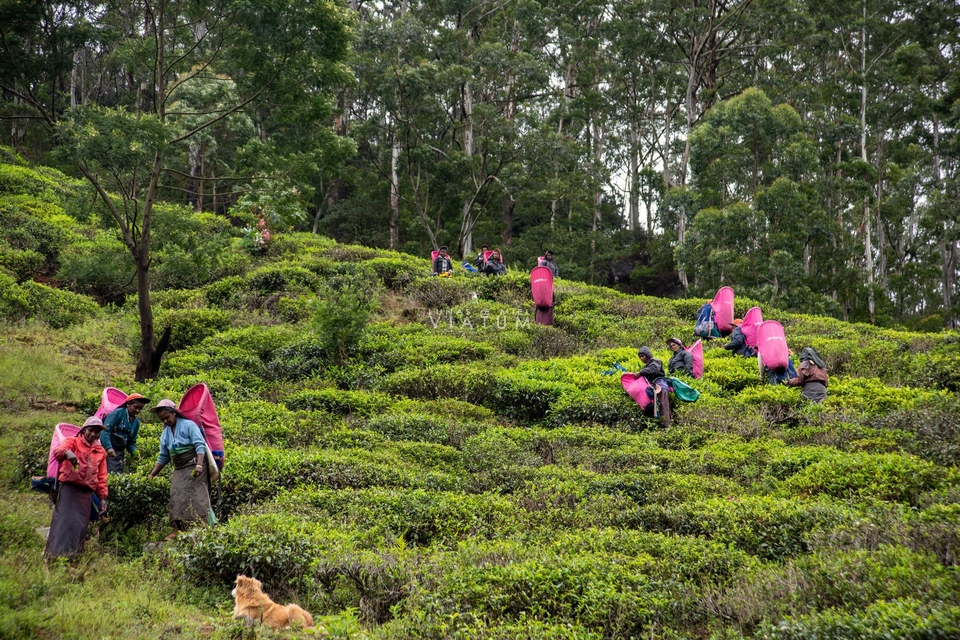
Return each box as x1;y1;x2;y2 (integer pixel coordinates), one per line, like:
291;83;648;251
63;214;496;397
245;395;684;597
432;244;558;278
43;394;213;560
722;318;829;403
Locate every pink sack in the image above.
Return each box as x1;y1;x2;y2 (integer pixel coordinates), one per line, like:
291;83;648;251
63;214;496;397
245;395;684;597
742;307;764;349
621;373;653;409
686;340;704;379
757;320;789;371
93;387;129;421
46;423;80;478
178;383;224;469
711;286;735;333
530;266;554;308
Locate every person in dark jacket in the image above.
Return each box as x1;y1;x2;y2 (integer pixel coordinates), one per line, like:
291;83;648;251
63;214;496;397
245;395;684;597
787;347;828;402
101;393;149;473
538;250;559;277
474;244;490;270
666;338;693;377
723;319;755;357
482;249;507;275
432;246;454;276
637;346;671;426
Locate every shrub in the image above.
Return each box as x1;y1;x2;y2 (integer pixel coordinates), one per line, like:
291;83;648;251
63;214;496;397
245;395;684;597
268;487;520;546
868;396;960;467
246;264;319;294
283;388;394;417
408;277;473;308
545;385;645;428
486;375;575;422
103;473;171;532
366;256;425;291
0;247;43;281
462;428;549;492
310;283;378;363
264;339;328;380
366;413;487;448
0;279;100;328
780;452;949;505
626;495;858;560
377;363;493;404
155;308;233;353
389;398;495;422
758;598;960;639
56;229;134;303
203;275;247;308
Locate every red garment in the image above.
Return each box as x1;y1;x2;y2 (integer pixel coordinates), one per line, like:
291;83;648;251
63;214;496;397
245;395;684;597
54;435;108;500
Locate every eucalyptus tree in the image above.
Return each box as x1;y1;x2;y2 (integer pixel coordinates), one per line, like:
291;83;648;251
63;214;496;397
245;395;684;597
4;0;353;379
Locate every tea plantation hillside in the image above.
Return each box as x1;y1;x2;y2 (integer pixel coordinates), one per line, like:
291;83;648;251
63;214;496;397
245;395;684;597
2;151;960;639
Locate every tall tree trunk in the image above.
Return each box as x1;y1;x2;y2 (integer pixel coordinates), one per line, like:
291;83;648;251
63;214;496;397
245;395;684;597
629;121;640;232
860;15;875;323
502;196;514;246
389;130;401;249
459;81;474;257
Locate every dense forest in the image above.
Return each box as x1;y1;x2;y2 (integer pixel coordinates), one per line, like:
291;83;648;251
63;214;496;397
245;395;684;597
2;0;959;329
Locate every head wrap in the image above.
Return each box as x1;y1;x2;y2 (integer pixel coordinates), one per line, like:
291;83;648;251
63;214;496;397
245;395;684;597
799;347;826;369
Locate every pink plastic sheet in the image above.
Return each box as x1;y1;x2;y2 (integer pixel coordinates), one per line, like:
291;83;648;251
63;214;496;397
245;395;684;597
711;286;735;333
621;373;653;409
46;423;80;478
742;307;764;349
178;383;224;465
687;339;704;379
93;387;129;420
757;320;789;370
530;266;554;308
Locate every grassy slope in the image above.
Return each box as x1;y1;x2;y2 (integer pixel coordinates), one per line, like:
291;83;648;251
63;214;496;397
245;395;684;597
2;157;960;639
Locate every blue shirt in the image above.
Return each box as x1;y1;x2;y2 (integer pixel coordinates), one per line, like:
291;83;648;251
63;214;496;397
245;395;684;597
100;406;142;454
157;417;207;466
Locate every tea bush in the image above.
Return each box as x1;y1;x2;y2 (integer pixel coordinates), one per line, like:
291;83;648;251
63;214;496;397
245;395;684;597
759;598;960;639
545;385;647;428
0;275;99;328
283;388;394;417
627;495;859;560
104;473;171;531
486;375;575;422
780;452;950;505
407;277;474;308
377;363;493;404
155;308;233;353
366;256;425;291
266;487;520;545
365;413;487;448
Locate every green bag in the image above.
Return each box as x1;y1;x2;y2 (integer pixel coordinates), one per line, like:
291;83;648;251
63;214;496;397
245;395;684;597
668;377;701;403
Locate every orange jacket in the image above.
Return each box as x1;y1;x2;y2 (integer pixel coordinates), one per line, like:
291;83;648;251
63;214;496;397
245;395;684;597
54;435;108;500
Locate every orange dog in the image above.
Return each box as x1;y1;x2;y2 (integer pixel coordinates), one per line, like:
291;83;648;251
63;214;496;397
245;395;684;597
232;575;315;630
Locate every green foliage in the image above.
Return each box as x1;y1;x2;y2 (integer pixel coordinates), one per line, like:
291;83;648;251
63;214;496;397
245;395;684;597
310;283;378;363
102;473;171;532
486;374;575;422
628;496;858;561
407;276;474;308
377;363;493;404
779;453;949;505
155;308;233;353
0;278;99;328
283;388;394;417
545;385;644;428
759;598;960;639
366;256;426;291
